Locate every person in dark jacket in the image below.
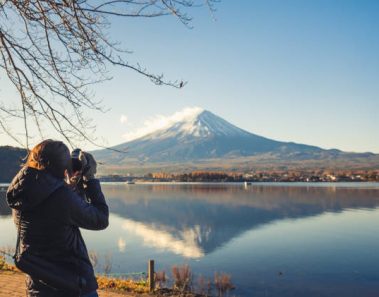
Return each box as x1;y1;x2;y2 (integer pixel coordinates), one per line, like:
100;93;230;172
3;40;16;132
6;139;109;297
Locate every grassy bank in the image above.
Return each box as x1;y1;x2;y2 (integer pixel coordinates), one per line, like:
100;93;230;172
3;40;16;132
1;256;235;296
0;255;149;295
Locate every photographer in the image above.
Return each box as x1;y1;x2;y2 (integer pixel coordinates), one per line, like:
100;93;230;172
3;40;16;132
6;139;109;297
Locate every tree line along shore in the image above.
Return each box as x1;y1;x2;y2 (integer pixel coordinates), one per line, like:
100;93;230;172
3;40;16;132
98;170;379;183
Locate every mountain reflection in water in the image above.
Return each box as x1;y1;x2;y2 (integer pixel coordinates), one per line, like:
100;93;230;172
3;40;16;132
1;184;379;259
101;183;379;258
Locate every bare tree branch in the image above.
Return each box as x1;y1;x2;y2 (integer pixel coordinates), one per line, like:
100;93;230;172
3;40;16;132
0;0;217;149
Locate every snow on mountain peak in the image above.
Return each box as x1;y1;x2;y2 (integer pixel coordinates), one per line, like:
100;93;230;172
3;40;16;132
122;107;251;141
147;107;212;139
122;107;205;141
147;108;251;140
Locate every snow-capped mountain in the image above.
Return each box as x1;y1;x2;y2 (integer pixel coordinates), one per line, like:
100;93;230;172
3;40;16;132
93;107;377;167
141;107;252;139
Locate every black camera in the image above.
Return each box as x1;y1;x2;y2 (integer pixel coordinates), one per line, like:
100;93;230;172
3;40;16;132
71;148;91;175
71;148;84;173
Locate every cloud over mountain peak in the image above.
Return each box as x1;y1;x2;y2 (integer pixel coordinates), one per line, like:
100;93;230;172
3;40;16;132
122;106;205;141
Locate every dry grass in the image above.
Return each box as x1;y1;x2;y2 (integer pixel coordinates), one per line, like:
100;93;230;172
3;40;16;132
214;272;234;297
0;255;18;272
103;252;113;275
196;275;212;296
96;275;149;294
155;270;167;288
171;264;192;292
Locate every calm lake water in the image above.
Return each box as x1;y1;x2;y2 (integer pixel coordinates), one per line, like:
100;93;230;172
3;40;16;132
1;182;379;296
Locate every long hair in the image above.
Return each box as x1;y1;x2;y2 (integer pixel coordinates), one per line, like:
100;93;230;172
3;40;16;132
26;140;71;179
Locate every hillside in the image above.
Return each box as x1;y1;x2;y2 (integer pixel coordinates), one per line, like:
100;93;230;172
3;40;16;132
0;146;27;182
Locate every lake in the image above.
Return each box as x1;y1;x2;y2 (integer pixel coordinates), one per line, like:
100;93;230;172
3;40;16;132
1;182;379;296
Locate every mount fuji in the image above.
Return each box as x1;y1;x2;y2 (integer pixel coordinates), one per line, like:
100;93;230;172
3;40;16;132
93;108;377;172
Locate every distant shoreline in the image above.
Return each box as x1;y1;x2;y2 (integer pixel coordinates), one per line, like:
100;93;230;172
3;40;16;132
0;181;379;186
99;170;379;183
2;181;379;190
99;181;379;189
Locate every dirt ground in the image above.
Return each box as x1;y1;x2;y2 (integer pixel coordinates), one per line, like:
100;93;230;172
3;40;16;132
0;271;140;297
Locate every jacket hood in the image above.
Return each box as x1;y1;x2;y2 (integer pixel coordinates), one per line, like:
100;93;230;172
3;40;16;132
6;166;64;211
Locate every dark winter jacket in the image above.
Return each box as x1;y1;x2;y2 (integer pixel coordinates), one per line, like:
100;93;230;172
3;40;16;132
6;166;109;297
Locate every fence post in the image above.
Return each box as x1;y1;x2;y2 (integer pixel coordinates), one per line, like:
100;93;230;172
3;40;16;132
148;259;155;291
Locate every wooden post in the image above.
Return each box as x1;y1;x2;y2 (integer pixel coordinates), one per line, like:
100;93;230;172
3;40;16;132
148;259;155;292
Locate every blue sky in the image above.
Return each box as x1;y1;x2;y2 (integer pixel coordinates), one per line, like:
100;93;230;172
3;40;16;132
1;0;378;152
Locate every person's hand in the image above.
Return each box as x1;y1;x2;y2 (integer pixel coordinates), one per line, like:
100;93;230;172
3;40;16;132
79;151;97;181
68;171;81;187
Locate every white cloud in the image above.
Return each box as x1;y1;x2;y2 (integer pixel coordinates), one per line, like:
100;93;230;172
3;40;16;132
122;106;203;141
122;219;204;258
120;115;128;124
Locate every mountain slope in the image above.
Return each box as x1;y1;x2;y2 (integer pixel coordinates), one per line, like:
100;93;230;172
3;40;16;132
94;108;375;169
0;146;27;182
113;109;289;161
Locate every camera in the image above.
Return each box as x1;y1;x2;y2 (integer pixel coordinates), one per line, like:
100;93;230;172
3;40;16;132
71;148;84;173
71;148;90;174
